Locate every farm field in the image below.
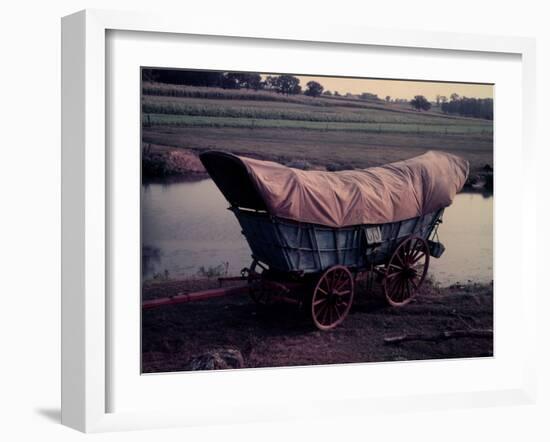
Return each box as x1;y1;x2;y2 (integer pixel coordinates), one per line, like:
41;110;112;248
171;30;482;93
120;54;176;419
141;82;493;172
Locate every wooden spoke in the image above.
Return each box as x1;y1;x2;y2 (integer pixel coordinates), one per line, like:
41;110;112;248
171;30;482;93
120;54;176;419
336;300;349;310
396;278;406;301
325;307;333;326
335;289;351;296
404;280;411;300
311;265;354;331
391;276;402;296
334;278;348;292
321;276;330;293
313;298;327;307
316;287;329;297
316;302;330;322
384;235;430;307
409;246;423;263
386;270;401;280
249;279;273;306
395;251;406;267
388;262;404;271
249;269;294;307
333;270;344;290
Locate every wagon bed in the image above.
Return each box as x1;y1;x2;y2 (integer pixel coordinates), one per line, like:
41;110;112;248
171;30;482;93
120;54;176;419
232;206;443;274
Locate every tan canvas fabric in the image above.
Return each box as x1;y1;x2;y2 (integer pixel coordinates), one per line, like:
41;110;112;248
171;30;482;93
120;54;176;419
239;151;469;228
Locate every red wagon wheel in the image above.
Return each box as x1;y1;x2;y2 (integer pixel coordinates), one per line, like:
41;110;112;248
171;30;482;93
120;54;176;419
384;235;430;307
311;265;354;331
248;279;274;306
246;261;274;306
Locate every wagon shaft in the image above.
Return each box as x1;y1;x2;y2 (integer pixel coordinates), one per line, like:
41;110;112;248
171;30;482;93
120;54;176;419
142;285;249;310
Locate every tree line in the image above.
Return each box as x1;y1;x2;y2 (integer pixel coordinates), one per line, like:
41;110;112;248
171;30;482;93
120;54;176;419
143;69;492;119
142;69;385;99
142;69;328;97
409;93;493;120
440;96;493;120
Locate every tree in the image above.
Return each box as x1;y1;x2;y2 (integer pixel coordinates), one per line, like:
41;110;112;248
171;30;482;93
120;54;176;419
360;92;379;101
142;69;159;82
410;95;432;111
237;73;262;90
450;93;460;101
220;73;240;89
385;95;391;102
440;96;448;104
441;96;493;119
305;81;324;97
323;90;333;96
144;69;223;86
220;73;263;90
264;75;278;90
271;75;301;95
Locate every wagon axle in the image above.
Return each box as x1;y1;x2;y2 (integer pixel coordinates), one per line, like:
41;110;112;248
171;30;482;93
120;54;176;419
142;234;435;331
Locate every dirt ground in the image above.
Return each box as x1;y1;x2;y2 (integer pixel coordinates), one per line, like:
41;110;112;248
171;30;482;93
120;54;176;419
142;277;493;373
143;126;493;171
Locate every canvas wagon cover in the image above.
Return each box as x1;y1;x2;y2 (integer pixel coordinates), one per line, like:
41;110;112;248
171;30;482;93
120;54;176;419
238;151;469;228
201;150;469;228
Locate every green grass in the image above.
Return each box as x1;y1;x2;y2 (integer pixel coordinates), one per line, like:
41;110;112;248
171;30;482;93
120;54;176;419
143;113;493;135
143;82;330;106
142;100;492;127
142;82;486;118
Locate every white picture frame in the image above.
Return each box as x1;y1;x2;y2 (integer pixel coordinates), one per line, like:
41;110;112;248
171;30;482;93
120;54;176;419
61;9;537;433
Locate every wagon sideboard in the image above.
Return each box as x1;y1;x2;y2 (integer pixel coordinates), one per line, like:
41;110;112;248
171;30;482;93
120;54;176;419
232;206;444;274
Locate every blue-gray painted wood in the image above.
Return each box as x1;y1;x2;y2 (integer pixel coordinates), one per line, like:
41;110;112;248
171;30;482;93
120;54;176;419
231;207;444;274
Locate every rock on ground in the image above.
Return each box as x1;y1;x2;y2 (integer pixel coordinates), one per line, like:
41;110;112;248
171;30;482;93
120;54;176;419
186;348;244;370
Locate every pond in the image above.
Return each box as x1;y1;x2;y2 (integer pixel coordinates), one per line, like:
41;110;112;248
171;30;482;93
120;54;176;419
142;178;493;286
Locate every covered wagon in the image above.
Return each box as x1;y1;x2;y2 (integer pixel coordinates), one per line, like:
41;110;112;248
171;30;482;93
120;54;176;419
145;150;469;330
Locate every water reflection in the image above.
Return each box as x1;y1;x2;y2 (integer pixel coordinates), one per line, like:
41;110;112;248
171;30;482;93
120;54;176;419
142;179;493;286
429;192;493;285
141;179;251;279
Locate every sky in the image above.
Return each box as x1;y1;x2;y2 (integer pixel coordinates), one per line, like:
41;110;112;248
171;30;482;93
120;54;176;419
269;74;493;101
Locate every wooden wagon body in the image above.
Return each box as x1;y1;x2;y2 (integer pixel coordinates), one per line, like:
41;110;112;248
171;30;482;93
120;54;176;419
232;206;443;274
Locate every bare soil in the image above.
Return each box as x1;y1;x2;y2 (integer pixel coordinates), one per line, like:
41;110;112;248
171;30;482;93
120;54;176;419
142;278;493;373
143;126;493;171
